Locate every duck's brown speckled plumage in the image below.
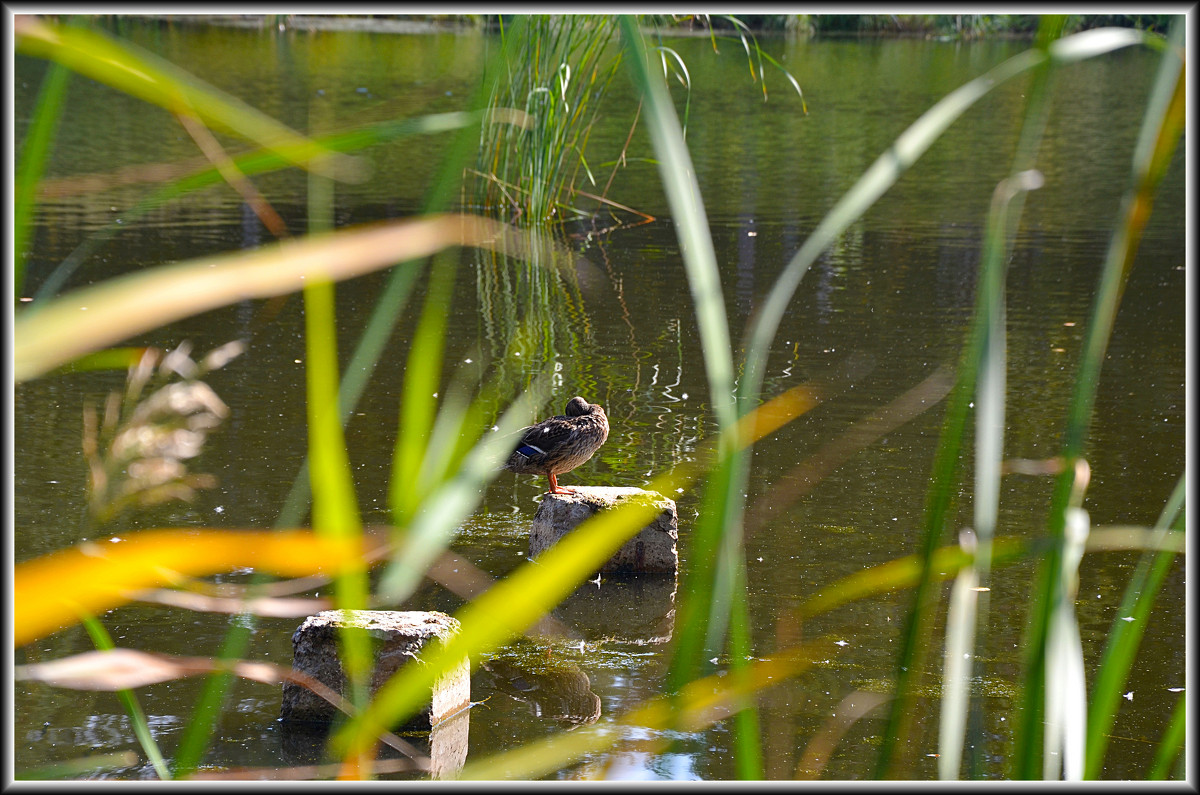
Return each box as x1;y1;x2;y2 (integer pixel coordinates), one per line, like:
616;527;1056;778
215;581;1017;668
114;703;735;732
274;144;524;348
504;396;609;494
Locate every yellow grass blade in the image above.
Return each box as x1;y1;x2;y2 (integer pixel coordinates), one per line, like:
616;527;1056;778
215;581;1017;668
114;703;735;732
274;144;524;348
14;529;383;646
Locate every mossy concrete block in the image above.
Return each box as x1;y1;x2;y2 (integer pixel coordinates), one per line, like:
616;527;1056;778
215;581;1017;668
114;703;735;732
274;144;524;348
529;486;678;575
280;610;468;729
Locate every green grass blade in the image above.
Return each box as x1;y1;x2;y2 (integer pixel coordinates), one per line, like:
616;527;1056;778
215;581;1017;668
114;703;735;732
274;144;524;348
617;18;734;429
620;15;764;775
14;42;72;299
738;26;1146;418
377;378;549;603
1043;507;1089;780
975;16;1068;778
935;167;1044;778
618;10;734;628
304;170;371;711
390;256;457;529
15;16;361;181
1147;690;1186;780
274;261;423;529
1084;474;1186;778
789;527;1178;628
726;573;764;778
739;42;1037;410
938;534;980;779
79;615;171;780
47;347;150;375
1013;18;1183;778
170;616;251;778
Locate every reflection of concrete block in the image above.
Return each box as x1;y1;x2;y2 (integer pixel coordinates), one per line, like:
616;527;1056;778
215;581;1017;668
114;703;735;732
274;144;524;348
529;486;678;575
551;575;677;644
428;707;470;780
481;656;602;728
280;610;469;730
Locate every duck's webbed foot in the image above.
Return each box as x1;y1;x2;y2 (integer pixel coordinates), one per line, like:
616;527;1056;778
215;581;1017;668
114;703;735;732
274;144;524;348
546;474;576;495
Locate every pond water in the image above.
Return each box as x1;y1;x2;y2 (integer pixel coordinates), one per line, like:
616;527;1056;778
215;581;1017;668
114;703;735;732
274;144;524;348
13;19;1186;781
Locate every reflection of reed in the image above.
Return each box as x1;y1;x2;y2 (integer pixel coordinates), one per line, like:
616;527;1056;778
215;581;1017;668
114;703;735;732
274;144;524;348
473;227;602;394
608;315;708;483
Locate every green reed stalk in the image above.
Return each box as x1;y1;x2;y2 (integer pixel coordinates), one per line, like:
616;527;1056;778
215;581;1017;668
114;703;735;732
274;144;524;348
1084;475;1185;778
390;255;457;530
1147;690;1187;780
735;23;1145;432
274;261;423;528
170;617;250;778
79;616;171;780
923;16;1066;779
937;165;1047;779
617;15;762;777
14;45;72;299
304;171;372;714
1011;17;1184;778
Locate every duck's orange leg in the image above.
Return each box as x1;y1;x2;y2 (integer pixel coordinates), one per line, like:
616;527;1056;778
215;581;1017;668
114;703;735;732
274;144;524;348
546;473;576;495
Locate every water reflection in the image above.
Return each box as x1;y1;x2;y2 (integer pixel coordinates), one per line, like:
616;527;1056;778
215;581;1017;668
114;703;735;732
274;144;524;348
481;654;602;729
548;575;677;646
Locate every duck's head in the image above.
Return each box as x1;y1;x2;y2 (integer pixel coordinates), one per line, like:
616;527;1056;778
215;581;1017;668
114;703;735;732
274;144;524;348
565;396;593;416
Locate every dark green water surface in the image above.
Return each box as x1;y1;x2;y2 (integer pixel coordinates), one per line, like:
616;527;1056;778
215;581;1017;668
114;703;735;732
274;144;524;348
13;19;1185;781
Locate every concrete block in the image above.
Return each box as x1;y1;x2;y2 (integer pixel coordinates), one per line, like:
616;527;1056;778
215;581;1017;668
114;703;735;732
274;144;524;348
529;486;678;575
280;609;469;730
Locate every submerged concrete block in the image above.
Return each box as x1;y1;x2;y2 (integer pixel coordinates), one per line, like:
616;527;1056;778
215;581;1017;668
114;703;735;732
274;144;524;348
280;609;469;730
529;486;678;575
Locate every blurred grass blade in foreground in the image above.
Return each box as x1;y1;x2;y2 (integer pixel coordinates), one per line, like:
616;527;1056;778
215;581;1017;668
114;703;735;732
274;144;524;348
14;214;522;382
14;14;363;182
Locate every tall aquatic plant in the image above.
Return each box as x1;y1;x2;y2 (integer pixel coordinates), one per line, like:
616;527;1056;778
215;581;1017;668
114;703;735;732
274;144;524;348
14;14;712;780
613;12;1185;783
1011;16;1186;779
473;15;623;224
471;15;804;229
13;13;548;779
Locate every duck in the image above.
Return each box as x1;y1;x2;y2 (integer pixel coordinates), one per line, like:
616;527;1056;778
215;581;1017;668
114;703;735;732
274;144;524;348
504;396;609;494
